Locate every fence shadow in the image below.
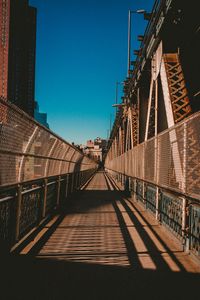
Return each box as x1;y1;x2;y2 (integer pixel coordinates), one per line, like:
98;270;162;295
0;255;199;300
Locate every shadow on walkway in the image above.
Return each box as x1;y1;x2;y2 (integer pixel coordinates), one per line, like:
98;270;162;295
0;254;199;300
1;173;199;300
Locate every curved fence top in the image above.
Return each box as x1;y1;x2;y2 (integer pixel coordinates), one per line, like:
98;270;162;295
0;98;97;186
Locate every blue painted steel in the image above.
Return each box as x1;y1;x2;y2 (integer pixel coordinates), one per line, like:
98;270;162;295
136;180;144;203
189;204;200;256
146;185;156;214
160;193;183;239
45;182;57;215
0;196;15;248
19;187;42;238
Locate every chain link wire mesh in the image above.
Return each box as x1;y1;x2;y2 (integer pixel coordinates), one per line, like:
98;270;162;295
0;98;97;186
105;111;200;200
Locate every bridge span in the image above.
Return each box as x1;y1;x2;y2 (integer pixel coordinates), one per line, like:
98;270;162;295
0;0;200;298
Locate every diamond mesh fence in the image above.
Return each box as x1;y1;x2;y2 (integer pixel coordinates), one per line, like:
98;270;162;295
0;98;97;186
105;111;200;200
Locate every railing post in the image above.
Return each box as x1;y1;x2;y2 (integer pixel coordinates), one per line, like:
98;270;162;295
71;173;74;193
143;182;147;208
182;197;189;251
182;122;189;251
56;176;61;208
15;184;22;241
65;174;69;199
42;178;48;218
155;187;160;220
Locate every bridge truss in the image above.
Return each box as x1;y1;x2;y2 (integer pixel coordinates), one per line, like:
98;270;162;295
105;0;200;258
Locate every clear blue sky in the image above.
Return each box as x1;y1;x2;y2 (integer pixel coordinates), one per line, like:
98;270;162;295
29;0;154;144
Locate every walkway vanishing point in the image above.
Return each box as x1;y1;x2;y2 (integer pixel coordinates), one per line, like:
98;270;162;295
1;172;199;300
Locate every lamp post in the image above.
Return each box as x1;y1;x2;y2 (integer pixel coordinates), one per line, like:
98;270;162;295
127;9;146;77
114;81;124;116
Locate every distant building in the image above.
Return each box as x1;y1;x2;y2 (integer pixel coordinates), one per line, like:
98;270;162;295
84;137;107;162
86;140;94;148
34;101;49;129
0;0;37;116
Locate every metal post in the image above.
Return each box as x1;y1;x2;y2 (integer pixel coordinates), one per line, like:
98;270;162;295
65;174;69;198
42;178;48;218
56;176;61;207
182;122;189;250
127;10;131;77
15;184;22;241
155;187;160;220
116;82;118;116
71;173;74;193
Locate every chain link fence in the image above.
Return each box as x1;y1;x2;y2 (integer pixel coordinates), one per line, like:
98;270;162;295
0;98;96;186
105;111;200;199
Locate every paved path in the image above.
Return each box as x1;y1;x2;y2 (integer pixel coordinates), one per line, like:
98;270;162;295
35;171;199;273
1;171;199;300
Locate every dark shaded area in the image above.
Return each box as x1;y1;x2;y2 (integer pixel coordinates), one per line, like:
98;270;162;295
0;255;199;300
162;0;200;111
1;175;199;300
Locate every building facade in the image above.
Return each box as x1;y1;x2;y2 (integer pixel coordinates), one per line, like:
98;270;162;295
34;101;49;129
0;0;36;116
84;137;107;162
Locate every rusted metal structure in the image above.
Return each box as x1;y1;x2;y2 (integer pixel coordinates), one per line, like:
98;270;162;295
105;0;200;257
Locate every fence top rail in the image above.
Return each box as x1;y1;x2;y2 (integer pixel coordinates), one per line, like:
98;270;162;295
0;196;14;204
0;169;96;191
106;168;200;204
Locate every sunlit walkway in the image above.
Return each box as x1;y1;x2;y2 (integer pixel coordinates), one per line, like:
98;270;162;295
28;171;199;272
1;171;199;300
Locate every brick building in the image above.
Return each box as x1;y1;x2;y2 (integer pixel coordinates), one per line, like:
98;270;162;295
0;0;36;116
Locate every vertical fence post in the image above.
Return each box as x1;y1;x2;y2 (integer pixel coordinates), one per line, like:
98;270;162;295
71;173;74;193
182;122;189;251
56;176;61;208
65;174;69;199
42;178;48;218
182;197;189;251
15;184;22;241
155;187;160;220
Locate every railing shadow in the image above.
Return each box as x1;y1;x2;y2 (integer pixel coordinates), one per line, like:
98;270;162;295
0;255;199;300
1;188;199;299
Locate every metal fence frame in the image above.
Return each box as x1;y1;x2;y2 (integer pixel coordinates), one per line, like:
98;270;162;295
0;169;96;253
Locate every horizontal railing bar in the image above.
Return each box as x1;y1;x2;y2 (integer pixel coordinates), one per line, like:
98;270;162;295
0;196;14;203
106;168;200;204
22;186;42;195
0;170;94;190
46;181;56;187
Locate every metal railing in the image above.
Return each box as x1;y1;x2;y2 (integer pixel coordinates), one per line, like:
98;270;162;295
0;98;97;252
0;169;95;252
105;111;200;257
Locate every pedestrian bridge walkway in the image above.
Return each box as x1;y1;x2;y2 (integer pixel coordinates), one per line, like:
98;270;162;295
1;171;199;300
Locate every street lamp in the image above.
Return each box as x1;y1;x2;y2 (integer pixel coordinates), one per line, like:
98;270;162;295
127;9;146;77
114;81;124;115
